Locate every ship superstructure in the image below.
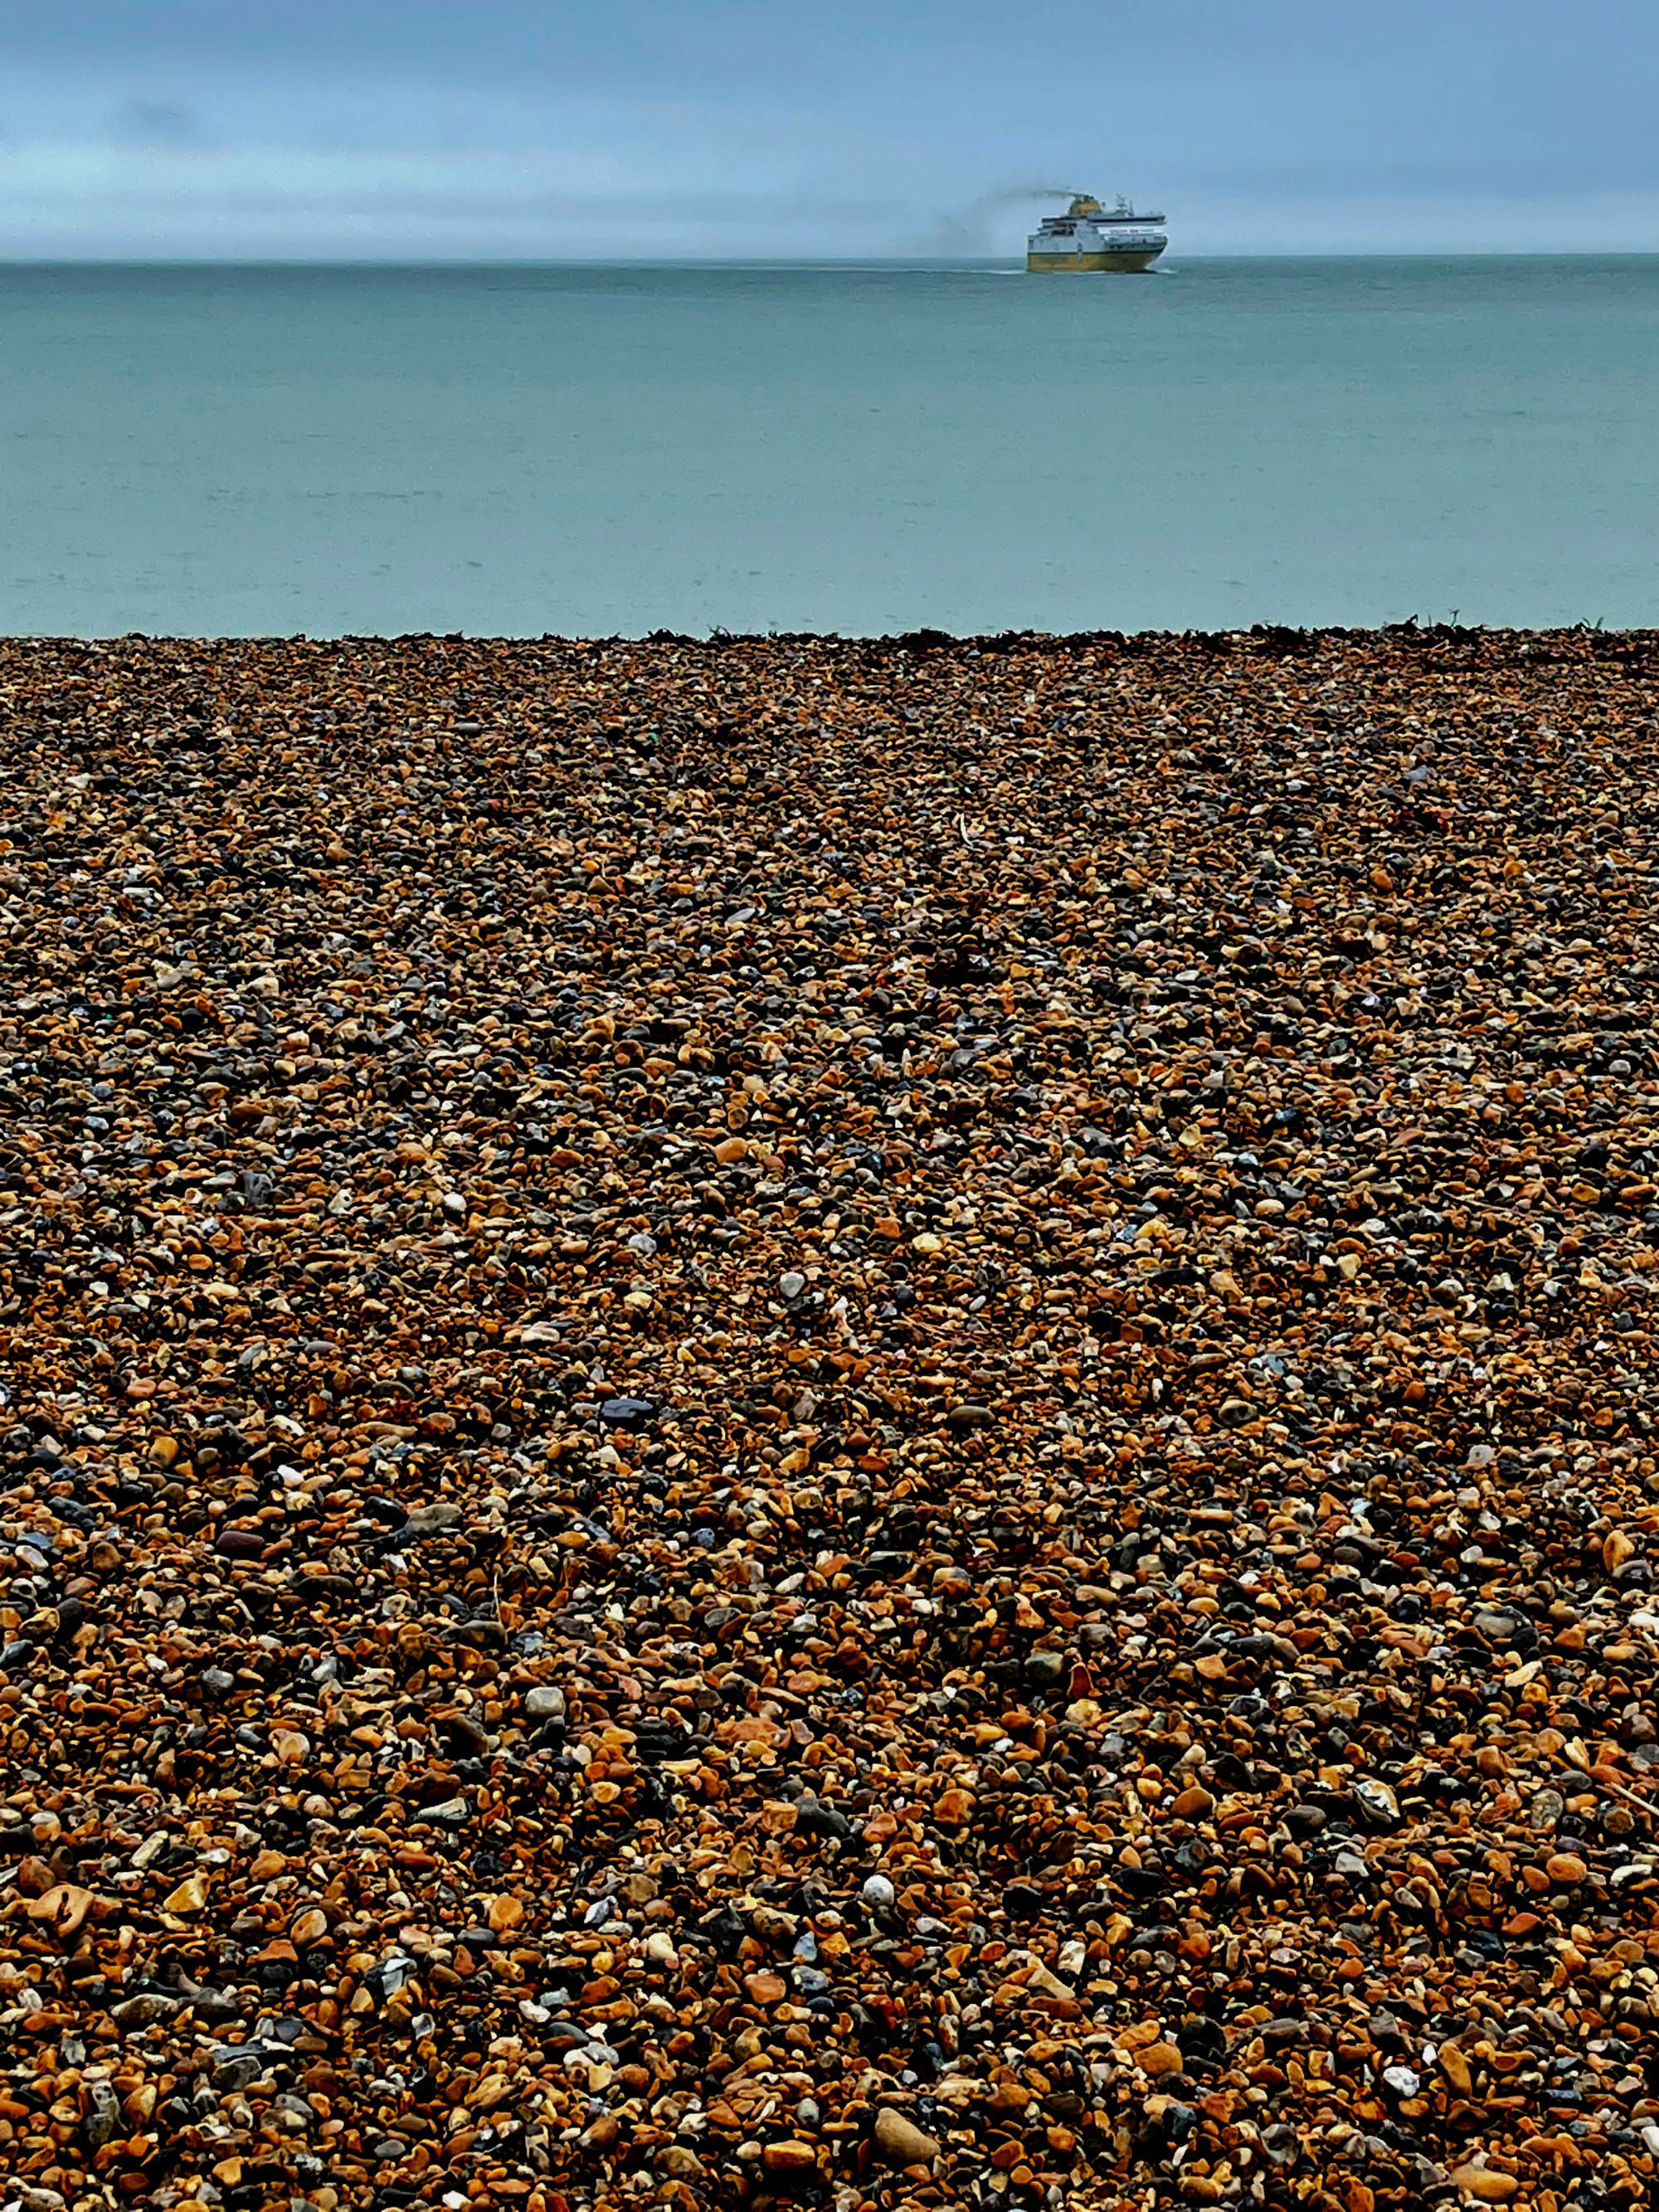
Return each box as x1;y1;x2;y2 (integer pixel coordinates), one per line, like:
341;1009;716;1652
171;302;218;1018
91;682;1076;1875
1026;192;1167;273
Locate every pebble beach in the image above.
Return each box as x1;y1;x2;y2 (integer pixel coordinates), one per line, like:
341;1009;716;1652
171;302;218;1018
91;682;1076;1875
5;623;1659;2212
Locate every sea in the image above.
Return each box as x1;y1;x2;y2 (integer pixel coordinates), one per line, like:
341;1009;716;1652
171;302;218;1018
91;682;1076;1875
2;255;1656;639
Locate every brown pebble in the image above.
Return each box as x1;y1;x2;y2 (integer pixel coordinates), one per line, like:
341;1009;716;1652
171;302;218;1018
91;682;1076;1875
1438;2044;1473;2093
873;2108;942;2166
761;2141;820;2176
1452;2167;1521;2203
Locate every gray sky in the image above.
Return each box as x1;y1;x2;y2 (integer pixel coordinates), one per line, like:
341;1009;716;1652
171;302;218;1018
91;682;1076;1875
2;0;1656;257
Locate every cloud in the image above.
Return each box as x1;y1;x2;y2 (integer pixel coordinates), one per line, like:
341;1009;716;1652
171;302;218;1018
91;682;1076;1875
109;96;217;150
0;1;1655;257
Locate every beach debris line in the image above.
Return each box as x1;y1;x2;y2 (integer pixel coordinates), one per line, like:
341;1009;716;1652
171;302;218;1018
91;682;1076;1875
2;625;1659;2208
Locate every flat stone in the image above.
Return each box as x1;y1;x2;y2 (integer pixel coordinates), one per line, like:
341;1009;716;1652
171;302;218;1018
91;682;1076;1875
599;1396;656;1429
873;2107;941;2166
1452;2167;1520;2203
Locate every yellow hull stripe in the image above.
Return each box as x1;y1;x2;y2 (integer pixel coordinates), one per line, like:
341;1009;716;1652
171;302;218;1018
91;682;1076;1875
1026;250;1160;273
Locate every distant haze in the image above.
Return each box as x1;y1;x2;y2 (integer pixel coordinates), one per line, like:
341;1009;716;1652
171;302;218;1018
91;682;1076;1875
2;0;1656;259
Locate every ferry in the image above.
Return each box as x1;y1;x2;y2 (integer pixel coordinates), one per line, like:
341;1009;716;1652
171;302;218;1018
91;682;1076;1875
1027;192;1167;274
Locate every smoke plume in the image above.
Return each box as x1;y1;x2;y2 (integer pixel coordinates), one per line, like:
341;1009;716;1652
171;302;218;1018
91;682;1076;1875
914;183;1080;257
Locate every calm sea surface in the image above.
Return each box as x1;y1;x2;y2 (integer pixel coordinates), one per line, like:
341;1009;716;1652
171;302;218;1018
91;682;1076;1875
2;257;1656;637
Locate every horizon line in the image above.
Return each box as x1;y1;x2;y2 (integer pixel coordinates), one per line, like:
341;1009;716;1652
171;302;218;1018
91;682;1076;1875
2;247;1658;267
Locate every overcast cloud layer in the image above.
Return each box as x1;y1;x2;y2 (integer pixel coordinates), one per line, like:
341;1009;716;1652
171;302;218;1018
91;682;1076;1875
2;0;1656;257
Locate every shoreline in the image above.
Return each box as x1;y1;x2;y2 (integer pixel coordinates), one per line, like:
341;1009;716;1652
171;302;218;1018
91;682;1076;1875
6;620;1657;645
3;626;1658;2208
